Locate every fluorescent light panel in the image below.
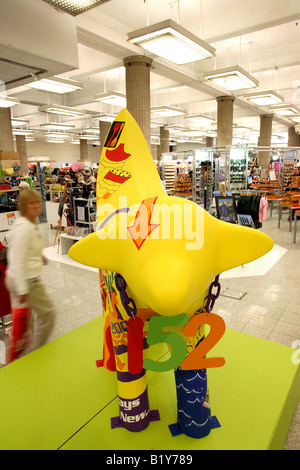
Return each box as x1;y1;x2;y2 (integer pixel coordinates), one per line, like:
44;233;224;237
27;76;83;94
42;0;110;17
39;104;85;116
44;132;71;138
93;113;116;122
204;65;259;91
243;90;284;106
40;122;75;130
0;95;20;108
128;19;215;65
11;118;29;126
94;91;126;107
12;129;33;135
184;114;215;125
83;127;100;134
292;115;300;123
151;106;185;117
79;135;98;140
271;104;300;116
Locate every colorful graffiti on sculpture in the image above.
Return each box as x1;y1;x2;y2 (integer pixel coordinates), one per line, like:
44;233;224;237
69;109;274;438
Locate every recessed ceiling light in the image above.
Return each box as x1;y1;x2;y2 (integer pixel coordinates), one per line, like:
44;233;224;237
243;90;284;106
27;76;83;94
94;91;127;107
151;106;186;117
39;104;86;116
128;19;215;65
42;0;111;17
204;65;259;91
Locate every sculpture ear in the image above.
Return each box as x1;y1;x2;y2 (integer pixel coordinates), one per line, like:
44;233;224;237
214;218;274;273
68;231;120;272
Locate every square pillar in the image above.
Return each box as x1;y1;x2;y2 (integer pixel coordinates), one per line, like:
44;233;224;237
216;96;235;147
123;55;153;150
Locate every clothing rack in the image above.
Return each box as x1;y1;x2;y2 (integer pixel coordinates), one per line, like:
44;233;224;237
240;190;266;196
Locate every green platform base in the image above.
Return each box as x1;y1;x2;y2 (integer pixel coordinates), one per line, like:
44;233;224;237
0;316;299;450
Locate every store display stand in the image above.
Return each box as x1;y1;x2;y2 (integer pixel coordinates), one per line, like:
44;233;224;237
0;316;298;450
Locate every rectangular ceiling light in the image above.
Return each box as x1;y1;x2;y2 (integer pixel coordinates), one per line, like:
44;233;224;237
39;104;86;116
291;115;300;123
40;122;75;131
11;118;29;126
79;135;98;140
27;76;83;94
184;114;215;125
0;95;20;108
12;129;33;135
46;139;66;143
42;0;111;17
83;127;100;134
94;91;127;107
93;113;116;122
204;65;259;91
243;90;284;106
128;19;215;65
151;106;186;117
44;132;71;138
270;104;300;116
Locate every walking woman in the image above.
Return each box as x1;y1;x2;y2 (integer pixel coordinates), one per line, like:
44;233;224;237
5;189;56;359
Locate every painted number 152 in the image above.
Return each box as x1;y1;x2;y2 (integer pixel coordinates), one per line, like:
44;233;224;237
127;312;226;374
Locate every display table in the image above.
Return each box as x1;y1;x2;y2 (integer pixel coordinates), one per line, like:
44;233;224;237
59;233;82;255
294;210;300;244
278;203;300;231
0;316;299;450
267;197;283;217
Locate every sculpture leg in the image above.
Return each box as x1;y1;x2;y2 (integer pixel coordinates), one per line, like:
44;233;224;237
100;270;159;432
174;367;211;438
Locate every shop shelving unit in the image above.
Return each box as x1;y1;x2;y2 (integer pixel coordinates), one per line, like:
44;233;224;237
73;197;97;233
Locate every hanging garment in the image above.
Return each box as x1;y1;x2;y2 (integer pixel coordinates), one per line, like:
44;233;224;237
259;196;268;223
237;195;262;229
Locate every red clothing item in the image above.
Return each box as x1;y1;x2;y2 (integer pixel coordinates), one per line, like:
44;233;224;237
0;242;11;318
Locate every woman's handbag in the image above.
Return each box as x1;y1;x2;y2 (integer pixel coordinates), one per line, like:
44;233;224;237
7;306;31;362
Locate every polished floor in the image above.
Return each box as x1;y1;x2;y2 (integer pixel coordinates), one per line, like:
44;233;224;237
1;206;299;450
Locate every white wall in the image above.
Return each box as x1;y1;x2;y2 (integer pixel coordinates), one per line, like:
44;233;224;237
25;140;100;165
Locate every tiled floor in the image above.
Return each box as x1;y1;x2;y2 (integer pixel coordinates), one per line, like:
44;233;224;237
1;207;299;449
